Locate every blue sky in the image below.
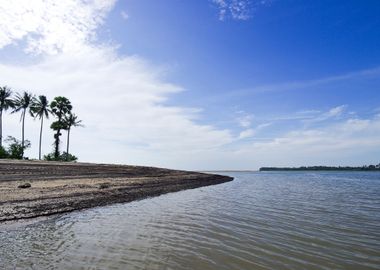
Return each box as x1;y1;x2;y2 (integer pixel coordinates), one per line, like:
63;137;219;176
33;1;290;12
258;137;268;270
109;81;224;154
0;0;379;169
108;0;380;136
110;0;380;109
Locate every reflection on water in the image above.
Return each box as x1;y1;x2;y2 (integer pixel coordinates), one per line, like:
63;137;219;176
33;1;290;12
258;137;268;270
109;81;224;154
1;172;380;269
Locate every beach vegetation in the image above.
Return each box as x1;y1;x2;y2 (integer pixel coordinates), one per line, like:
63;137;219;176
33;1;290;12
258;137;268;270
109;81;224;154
11;91;34;158
3;136;31;159
0;85;83;162
31;95;51;160
44;151;78;162
0;86;14;147
63;113;83;161
50;96;73;159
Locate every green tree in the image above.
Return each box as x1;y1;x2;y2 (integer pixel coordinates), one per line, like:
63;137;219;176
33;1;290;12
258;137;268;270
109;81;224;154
50;96;72;159
0;145;8;158
0;86;14;147
31;95;51;160
5;136;31;159
12;91;34;158
63;113;83;161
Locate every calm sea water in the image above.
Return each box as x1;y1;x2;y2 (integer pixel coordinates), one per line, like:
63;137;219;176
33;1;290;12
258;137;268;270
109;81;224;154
1;171;380;270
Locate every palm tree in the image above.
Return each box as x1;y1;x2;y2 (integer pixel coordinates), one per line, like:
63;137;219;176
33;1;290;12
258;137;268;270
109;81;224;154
31;95;51;160
50;96;72;159
0;86;14;147
12;91;34;158
63;113;83;160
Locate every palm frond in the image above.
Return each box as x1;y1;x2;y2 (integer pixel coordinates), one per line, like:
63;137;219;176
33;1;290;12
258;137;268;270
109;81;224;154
63;113;84;129
31;95;51;119
0;86;14;111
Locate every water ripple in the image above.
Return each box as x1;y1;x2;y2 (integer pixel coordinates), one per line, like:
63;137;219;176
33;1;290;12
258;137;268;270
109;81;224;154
1;171;380;269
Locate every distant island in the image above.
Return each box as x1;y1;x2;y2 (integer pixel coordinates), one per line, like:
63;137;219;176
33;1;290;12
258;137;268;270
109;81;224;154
260;164;380;171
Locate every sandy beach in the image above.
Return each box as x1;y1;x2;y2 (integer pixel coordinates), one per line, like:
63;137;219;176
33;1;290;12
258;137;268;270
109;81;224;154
0;160;233;222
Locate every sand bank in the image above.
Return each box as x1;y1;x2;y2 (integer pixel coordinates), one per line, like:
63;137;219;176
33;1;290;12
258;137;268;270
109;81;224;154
0;160;233;222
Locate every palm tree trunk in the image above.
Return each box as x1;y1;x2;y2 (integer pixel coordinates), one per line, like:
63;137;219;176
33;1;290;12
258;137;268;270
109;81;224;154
66;128;70;161
39;115;44;160
54;129;60;160
0;109;2;148
21;109;25;158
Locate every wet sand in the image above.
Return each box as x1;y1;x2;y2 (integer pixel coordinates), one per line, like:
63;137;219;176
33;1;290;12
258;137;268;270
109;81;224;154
0;160;233;222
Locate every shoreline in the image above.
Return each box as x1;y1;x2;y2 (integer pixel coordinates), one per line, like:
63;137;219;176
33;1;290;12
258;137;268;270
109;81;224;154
0;160;233;223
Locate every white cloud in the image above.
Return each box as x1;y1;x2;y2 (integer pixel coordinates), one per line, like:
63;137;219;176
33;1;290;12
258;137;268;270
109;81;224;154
212;0;270;21
236;113;254;128
212;0;228;21
120;10;129;20
1;47;378;169
238;122;271;139
232;116;380;168
272;110;321;121
0;0;235;169
0;49;235;168
327;105;346;117
212;0;251;21
0;0;116;55
303;105;347;123
253;68;380;94
238;128;255;139
209;67;380;104
235;112;272;140
228;0;251;20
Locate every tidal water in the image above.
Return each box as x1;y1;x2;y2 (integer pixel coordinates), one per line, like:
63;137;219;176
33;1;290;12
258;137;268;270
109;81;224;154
1;171;380;270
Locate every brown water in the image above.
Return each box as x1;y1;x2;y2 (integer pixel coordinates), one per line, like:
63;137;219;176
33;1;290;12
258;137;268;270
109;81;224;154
1;171;379;269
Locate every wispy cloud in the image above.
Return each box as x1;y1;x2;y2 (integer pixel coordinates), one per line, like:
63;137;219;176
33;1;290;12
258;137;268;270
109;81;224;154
120;10;129;20
245;67;380;94
200;66;380;107
238;122;272;139
235;111;271;140
271;110;321;121
233;115;380;168
212;0;271;21
236;112;254;128
304;105;347;123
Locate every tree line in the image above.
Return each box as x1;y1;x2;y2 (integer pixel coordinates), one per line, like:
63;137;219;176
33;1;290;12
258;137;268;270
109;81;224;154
0;86;82;161
259;165;380;171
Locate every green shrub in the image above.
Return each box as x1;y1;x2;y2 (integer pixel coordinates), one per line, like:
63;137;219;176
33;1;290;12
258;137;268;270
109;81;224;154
4;136;31;159
60;152;78;162
0;146;8;158
44;151;78;162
